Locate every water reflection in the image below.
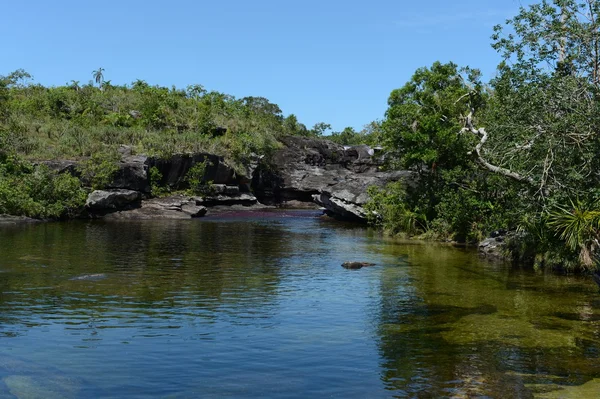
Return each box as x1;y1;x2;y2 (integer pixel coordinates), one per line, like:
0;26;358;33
1;214;600;397
373;241;600;397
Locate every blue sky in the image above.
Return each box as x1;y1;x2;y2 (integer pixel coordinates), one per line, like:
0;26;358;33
1;0;530;132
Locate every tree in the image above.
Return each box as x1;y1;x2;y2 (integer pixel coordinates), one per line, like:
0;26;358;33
310;122;332;137
92;67;105;88
283;114;308;136
465;0;600;204
382;61;484;173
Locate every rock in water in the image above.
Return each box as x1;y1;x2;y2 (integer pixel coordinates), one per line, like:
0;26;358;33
69;273;107;281
341;262;376;270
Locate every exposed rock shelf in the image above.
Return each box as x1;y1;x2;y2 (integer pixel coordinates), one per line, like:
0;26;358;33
253;136;412;222
43;138;410;222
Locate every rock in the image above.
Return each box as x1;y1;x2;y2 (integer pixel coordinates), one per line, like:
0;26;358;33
39;160;80;176
210;184;241;196
69;273;107;281
342;261;376;269
102;195;207;220
279;200;322;209
313;193;368;221
85;189;142;210
252;136;412;222
108;155;150;193
3;374;80;399
0;215;40;225
128;110;142;119
148;153;238;189
478;236;507;260
194;193;257;207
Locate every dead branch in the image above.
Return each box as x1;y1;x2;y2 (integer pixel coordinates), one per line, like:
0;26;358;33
461;112;536;185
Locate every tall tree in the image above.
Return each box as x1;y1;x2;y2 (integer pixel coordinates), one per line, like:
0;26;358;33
92;67;105;88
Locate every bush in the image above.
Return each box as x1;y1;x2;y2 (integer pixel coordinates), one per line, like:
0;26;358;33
0;155;87;218
365;181;427;236
184;160;213;196
77;150;120;189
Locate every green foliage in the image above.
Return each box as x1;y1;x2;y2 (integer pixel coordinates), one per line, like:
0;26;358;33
382;61;484;171
328;122;383;146
0;70;316;175
370;2;600;271
184;161;213;196
547;200;600;269
364;182;427;236
77;151;120;190
149;166;170;197
0;155;87;218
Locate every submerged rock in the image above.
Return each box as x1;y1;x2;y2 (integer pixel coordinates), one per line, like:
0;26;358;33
3;374;80;399
0;355;85;399
0;215;40;226
69;273;107;281
341;261;376;270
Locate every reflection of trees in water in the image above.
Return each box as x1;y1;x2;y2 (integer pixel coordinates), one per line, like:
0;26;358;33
0;220;298;332
371;241;600;396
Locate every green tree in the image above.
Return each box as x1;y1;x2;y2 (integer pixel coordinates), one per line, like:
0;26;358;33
310;122;332;137
92;67;105;88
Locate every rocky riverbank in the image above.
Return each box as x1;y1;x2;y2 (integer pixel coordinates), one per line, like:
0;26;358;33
34;136;410;222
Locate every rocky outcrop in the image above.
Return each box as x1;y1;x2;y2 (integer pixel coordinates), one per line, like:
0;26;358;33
42;138;408;222
148;153;238;189
253;136;411;222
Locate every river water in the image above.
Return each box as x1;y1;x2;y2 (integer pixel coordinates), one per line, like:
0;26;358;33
0;210;599;398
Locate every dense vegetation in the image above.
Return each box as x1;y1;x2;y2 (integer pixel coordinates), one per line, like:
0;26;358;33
0;68;349;217
368;0;600;272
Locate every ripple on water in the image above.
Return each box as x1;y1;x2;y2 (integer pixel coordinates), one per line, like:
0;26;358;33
1;214;600;397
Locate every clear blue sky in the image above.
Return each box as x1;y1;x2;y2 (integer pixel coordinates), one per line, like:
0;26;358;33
1;0;530;132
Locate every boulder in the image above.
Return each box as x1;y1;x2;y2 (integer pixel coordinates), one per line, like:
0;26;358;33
478;236;507;260
313;193;368;221
85;189;142;210
39;160;80;176
108;155;150;193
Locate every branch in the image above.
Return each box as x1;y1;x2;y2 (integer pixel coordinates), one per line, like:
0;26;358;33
461;113;535;185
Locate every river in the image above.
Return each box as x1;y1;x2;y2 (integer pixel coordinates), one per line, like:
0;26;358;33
0;210;599;398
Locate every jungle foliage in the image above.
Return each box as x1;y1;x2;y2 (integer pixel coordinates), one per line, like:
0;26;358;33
368;0;600;271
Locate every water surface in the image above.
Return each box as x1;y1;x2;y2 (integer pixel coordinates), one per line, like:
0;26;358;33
0;211;599;398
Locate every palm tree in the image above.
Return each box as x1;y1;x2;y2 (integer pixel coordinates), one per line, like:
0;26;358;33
92;68;104;88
